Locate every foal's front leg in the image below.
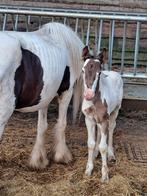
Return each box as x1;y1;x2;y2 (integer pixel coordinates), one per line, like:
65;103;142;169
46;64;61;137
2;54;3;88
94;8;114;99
30;107;48;169
54;89;73;163
85;117;96;176
99;121;109;182
94;125;101;158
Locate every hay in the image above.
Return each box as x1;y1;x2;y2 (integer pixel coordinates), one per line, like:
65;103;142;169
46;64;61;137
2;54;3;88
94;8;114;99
0;109;147;195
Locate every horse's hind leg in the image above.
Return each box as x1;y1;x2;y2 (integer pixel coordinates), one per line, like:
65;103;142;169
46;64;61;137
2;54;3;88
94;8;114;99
108;106;120;162
54;89;73;163
0;106;14;140
29;107;49;169
0;91;15;140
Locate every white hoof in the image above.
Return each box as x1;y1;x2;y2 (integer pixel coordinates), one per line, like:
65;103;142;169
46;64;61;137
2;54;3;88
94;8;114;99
101;174;109;183
29;148;48;169
54;145;72;163
85;164;93;176
94;150;99;158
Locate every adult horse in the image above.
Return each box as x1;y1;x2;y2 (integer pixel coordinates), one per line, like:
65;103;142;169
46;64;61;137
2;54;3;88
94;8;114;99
0;22;84;169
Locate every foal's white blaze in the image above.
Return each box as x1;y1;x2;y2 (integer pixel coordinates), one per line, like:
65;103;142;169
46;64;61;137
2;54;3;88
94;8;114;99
82;59;101;100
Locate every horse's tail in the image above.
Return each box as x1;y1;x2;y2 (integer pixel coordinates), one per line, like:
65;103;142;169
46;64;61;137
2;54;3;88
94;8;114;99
72;74;83;124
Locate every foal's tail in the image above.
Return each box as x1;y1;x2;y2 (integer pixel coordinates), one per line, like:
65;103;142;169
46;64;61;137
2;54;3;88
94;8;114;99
72;74;83;124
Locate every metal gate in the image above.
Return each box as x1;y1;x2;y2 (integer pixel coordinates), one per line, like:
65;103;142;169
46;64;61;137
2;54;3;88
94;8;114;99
0;5;147;100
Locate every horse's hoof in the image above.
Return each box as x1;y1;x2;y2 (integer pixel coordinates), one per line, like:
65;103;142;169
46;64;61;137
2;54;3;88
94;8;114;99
29;157;49;169
54;151;72;164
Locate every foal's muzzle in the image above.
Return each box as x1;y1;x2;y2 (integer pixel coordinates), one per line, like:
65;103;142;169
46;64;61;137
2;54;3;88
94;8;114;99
84;88;95;100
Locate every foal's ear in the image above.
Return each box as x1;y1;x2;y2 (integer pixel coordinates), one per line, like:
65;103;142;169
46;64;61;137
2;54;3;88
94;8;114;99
97;48;107;64
82;46;90;61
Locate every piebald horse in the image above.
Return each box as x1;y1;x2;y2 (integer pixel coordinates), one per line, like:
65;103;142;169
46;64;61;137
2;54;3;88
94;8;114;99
0;22;84;168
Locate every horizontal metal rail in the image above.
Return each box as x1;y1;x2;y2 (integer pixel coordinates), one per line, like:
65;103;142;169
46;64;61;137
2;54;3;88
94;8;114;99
1;8;147;21
1;5;147;17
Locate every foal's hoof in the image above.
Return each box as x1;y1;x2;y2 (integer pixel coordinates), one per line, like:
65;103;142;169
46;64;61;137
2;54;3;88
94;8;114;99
85;169;92;176
101;178;109;183
108;156;116;163
85;164;93;176
101;175;109;183
94;150;99;159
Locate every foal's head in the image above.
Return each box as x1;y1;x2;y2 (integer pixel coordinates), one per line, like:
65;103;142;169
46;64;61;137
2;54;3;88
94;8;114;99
82;46;107;100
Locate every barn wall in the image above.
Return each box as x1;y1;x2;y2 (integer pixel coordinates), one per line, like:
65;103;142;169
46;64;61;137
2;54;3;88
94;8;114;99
1;0;147;12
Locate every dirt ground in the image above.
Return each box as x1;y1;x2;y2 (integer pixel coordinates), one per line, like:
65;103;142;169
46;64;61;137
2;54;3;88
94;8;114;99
0;105;147;196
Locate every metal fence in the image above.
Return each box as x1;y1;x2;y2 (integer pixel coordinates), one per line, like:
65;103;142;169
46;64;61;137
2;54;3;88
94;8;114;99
0;5;147;82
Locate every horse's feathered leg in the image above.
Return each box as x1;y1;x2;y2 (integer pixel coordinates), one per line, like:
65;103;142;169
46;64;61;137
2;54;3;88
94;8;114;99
29;107;49;169
54;88;73;163
0;83;15;141
0;106;14;140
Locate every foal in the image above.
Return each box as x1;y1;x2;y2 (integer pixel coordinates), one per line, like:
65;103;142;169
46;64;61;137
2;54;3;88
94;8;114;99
81;46;123;182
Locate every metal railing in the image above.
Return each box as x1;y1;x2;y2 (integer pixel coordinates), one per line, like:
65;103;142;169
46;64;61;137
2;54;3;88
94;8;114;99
0;5;147;80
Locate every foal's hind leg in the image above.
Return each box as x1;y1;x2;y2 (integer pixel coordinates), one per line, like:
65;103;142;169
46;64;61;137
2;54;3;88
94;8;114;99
30;107;48;169
54;89;73;163
108;106;120;162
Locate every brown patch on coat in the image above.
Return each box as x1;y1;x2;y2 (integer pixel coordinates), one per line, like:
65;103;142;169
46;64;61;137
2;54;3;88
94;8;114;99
57;66;70;96
14;48;44;109
84;76;109;134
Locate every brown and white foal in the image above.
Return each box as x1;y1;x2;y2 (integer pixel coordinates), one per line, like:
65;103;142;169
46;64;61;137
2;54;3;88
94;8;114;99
82;46;123;182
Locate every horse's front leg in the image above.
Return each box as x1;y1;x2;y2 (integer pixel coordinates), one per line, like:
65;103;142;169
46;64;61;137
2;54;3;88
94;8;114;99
29;107;49;169
54;89;73;163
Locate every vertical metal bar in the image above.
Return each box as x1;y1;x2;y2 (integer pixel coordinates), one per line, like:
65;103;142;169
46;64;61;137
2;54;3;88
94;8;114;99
11;14;15;31
108;20;115;70
28;15;31;24
121;21;127;75
52;17;54;22
81;19;84;42
94;20;98;51
63;17;67;24
133;21;141;75
38;16;42;29
86;18;91;46
75;18;79;33
14;14;19;31
25;15;29;32
97;19;103;53
2;13;7;31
